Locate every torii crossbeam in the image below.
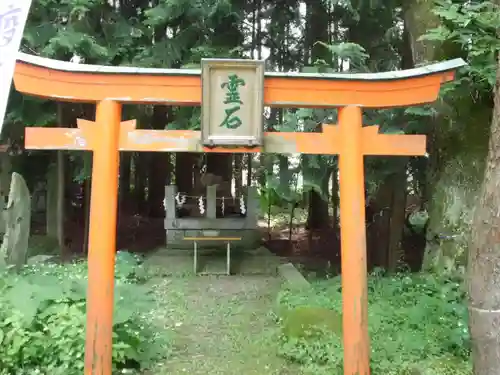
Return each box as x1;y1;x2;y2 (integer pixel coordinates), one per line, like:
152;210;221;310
13;53;466;375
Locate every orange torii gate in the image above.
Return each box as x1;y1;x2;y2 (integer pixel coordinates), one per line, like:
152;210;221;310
13;53;465;375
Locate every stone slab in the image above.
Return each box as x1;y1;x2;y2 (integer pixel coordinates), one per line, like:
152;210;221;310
145;246;284;276
277;263;311;290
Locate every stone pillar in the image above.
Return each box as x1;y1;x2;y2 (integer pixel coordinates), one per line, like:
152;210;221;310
164;185;177;220
206;185;217;219
1;172;31;270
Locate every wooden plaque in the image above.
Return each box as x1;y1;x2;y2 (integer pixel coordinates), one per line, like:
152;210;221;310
201;59;265;147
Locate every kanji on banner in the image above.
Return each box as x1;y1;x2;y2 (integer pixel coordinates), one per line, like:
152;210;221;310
0;0;33;136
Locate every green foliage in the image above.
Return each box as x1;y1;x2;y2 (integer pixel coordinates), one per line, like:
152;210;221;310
315;41;370;71
421;0;500;90
407;210;429;235
275;41;412;203
301;155;332;200
281;306;342;339
265;174;300;205
265;40;372;203
276;272;470;375
415;1;498;273
0;252;169;375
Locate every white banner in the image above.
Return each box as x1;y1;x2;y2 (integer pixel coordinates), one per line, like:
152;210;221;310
0;0;33;136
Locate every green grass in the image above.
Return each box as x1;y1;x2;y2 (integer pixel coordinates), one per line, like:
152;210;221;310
276;271;471;375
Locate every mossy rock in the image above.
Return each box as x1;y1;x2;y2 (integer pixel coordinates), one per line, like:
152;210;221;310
282;306;342;339
398;356;471;375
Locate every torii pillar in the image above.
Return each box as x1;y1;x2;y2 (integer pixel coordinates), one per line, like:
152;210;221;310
26;102;123;374
14;53;466;375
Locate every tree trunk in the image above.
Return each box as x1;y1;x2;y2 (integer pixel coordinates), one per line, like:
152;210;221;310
369;179;392;269
307;190;330;229
234;154;243;196
147;106;171;217
246;153;252;187
206;153;232;196
175;152;195;194
278;155;290;193
404;0;490;273
56;104;65;256
331;164;339;229
467;55;500;375
192;154;202;192
82;172;91;255
46;165;58;238
148;152;170;217
306;167;331;230
133;153;148;213
403;0;439;65
303;0;332;230
387;164;408;272
382;19;414;272
119;152;131;213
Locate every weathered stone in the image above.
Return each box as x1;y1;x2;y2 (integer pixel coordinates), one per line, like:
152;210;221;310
164;185;177;219
0;172;31;270
206;185;216;219
278;263;311;290
0;152;12;235
423;154;485;273
164;184;260;250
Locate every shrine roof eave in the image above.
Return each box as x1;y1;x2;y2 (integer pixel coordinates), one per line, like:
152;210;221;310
14;53;467;108
16;53;466;80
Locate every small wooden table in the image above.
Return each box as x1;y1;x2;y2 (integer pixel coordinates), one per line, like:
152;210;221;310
183;236;242;275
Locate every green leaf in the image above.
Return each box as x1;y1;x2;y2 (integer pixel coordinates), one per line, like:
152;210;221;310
296;108;314;119
418;26;451;42
404;106;436;117
315;41;369;70
280;112;298;132
381;127;404;135
114;307;134;325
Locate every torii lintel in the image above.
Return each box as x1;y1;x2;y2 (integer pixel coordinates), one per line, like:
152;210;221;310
25;121;425;156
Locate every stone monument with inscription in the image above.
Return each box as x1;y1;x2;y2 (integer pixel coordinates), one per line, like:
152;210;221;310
201;59;265;147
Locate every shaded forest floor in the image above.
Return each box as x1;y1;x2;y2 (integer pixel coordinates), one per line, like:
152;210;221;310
32;206;425;273
50;207;339;259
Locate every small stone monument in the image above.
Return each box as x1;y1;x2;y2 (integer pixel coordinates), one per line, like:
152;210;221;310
164;184;259;249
